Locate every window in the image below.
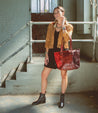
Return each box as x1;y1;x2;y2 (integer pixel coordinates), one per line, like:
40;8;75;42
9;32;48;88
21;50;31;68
31;0;58;13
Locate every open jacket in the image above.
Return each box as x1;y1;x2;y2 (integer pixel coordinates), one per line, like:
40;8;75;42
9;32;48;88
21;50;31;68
45;22;73;49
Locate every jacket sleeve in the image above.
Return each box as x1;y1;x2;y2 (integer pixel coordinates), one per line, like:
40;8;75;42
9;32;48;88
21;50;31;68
45;24;51;48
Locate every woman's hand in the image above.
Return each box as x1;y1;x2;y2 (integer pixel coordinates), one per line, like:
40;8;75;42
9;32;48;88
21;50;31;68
56;16;67;32
44;54;49;65
56;16;66;26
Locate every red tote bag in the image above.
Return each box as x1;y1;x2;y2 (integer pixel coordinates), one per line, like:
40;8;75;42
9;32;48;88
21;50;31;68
54;37;80;70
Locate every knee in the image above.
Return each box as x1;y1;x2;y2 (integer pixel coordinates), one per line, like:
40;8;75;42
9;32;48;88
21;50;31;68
41;70;47;80
61;75;67;79
61;72;67;79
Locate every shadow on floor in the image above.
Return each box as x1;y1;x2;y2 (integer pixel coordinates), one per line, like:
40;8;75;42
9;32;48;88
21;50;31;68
3;92;97;113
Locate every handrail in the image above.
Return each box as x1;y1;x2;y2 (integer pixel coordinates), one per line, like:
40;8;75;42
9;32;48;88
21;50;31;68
30;21;96;24
0;21;97;66
0;23;29;48
0;42;29;66
31;39;94;43
29;21;97;62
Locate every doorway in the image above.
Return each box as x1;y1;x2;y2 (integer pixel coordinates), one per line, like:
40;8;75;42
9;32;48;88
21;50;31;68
31;0;61;53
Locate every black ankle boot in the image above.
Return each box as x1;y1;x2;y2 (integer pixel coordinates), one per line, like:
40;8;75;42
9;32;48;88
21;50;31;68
32;93;46;105
58;93;65;108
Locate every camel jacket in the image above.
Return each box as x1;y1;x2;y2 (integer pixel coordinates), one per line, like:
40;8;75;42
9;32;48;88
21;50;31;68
45;22;73;49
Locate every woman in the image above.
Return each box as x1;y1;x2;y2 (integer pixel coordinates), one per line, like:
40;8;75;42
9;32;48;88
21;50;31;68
32;6;73;108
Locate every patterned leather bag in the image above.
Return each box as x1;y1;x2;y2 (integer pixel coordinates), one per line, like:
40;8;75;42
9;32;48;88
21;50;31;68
54;37;80;70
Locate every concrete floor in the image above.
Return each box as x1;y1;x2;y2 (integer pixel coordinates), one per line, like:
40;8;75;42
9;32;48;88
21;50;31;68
0;92;98;113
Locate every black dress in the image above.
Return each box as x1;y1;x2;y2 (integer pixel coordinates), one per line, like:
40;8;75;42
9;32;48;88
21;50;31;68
44;30;60;69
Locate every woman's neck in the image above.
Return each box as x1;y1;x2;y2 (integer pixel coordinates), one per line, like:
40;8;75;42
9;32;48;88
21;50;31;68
56;24;62;28
56;25;62;32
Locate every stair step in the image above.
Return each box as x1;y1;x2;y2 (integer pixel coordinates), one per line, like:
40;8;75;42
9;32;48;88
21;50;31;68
0;87;38;95
17;62;25;72
16;72;41;80
0;87;8;95
6;68;17;80
5;79;62;94
30;57;44;64
27;63;44;73
16;69;62;81
0;85;61;95
27;56;30;63
6;79;41;89
1;73;9;87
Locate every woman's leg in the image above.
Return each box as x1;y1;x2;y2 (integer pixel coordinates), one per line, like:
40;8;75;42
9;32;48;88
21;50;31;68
61;70;68;93
32;67;52;105
41;67;52;94
58;70;68;108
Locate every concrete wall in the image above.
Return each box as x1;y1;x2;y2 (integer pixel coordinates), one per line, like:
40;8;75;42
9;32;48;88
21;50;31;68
63;0;76;21
0;0;30;80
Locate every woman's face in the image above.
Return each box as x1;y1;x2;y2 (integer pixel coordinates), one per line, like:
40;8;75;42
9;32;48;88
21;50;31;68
57;17;63;27
53;8;63;20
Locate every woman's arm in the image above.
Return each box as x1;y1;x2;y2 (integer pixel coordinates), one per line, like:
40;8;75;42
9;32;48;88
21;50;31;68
63;24;73;40
45;48;49;57
44;48;49;65
56;16;73;38
44;24;51;65
45;24;51;48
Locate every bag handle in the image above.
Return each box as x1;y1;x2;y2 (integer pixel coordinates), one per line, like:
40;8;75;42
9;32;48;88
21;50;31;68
69;36;72;50
61;36;72;52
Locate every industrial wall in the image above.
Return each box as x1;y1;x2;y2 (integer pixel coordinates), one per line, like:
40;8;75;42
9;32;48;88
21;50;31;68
0;0;97;93
0;0;30;80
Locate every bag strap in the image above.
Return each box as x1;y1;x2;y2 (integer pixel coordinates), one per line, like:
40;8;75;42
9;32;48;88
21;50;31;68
69;36;72;50
61;36;72;52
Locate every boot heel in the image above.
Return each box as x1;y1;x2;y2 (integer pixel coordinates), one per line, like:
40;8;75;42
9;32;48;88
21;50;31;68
42;99;46;103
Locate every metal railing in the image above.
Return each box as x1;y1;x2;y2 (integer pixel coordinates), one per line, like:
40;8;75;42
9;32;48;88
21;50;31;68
29;21;97;62
0;21;97;66
0;23;29;66
0;23;28;47
0;42;29;66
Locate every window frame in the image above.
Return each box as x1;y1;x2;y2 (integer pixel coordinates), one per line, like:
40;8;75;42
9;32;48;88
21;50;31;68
31;0;63;13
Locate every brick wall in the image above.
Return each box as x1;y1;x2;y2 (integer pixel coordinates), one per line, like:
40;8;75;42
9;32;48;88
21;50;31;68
31;13;54;53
